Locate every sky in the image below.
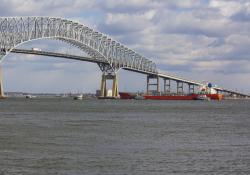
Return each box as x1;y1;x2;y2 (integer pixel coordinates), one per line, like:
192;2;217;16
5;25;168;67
0;0;250;94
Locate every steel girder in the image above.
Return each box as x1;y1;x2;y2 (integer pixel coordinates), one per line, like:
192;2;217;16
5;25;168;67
0;17;157;74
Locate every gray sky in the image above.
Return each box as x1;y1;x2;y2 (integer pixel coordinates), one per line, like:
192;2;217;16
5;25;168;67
1;0;250;94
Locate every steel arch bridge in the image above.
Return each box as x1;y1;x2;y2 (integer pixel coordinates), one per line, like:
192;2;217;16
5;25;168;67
0;17;157;74
0;16;158;98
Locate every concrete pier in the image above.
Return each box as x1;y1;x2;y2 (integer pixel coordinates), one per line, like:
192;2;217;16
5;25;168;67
100;73;119;98
147;75;160;95
188;84;195;94
177;81;184;94
164;78;171;94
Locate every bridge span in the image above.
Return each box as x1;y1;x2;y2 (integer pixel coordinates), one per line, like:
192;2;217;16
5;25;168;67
8;48;250;98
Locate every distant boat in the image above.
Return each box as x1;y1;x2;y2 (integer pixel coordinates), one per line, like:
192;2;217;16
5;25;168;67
73;94;84;100
25;95;36;99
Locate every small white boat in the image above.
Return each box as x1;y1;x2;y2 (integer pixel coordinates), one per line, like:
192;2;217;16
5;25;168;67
73;94;84;100
25;95;36;99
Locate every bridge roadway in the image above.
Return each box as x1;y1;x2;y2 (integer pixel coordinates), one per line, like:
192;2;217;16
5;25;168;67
10;48;250;98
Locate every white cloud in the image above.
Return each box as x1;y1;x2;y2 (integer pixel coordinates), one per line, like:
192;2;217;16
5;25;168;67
0;0;96;16
103;10;156;34
209;0;243;17
165;0;203;9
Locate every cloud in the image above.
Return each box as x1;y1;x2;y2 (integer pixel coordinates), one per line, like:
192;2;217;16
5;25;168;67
95;0;157;13
98;10;156;35
209;0;243;17
0;0;96;16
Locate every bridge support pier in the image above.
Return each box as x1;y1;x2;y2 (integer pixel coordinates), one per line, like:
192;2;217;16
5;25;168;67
98;63;119;98
164;78;171;94
100;73;118;98
177;81;184;94
147;75;159;95
188;84;195;94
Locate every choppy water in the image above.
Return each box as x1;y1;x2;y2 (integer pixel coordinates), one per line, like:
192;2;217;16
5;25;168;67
0;98;250;175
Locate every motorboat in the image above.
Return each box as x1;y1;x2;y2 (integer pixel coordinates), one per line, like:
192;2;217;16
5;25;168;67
73;94;84;100
25;95;36;99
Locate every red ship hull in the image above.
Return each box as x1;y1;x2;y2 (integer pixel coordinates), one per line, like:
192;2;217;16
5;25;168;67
119;92;136;99
120;92;224;100
144;94;196;100
144;94;223;100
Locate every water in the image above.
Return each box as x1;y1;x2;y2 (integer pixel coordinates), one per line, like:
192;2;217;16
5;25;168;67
0;98;250;175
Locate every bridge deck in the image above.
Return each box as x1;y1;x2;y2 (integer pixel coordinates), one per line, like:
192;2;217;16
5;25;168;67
9;49;250;98
11;49;107;64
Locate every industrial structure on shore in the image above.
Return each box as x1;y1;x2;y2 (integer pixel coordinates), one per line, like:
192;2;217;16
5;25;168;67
0;17;249;99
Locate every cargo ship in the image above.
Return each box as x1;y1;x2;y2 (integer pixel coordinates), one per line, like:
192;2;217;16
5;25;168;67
119;84;224;101
119;93;223;101
143;94;223;100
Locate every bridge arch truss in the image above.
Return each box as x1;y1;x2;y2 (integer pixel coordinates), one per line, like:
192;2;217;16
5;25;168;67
0;17;157;74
